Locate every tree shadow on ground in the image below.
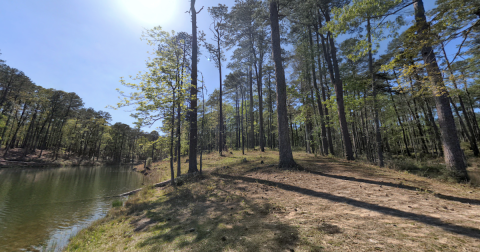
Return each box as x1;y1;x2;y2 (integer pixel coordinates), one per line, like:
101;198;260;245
212;173;480;239
295;157;480;206
130;175;302;252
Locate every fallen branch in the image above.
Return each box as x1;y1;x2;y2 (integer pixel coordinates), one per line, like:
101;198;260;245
118;179;172;197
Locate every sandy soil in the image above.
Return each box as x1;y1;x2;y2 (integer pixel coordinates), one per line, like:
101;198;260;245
209;154;480;251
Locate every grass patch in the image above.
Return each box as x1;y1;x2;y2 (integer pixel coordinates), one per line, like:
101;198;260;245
112;199;123;208
386;156;448;179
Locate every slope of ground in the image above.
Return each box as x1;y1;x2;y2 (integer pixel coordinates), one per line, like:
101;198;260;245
66;150;480;251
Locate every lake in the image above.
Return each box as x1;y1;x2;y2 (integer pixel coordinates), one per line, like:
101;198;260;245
0;165;143;251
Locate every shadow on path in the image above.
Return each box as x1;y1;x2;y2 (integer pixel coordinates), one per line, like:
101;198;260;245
213;172;480;239
301;169;480;206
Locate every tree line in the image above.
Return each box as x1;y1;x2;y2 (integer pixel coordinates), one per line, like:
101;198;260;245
0;51;169;164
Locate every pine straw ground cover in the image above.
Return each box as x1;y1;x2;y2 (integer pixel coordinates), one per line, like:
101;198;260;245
66;150;480;251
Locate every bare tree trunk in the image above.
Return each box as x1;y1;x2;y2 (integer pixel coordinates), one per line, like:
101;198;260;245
367;18;383;167
249;65;254;149
200;75;206;175
257;60;265;152
321;58;334;155
414;0;468;181
309;26;328;155
170;90;176;186
241;91;245;155
318;11;354;160
188;0;199;173
218;32;224;156
389;90;411;156
268;74;274;150
269;1;295;168
176;102;181;177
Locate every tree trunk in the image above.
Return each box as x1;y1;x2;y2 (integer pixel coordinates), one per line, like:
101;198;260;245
318;11;353;160
389;90;411;156
177;101;181;177
414;0;468;181
249;65;254;149
241;91;245;155
367;18;384;167
309;26;328;156
257;60;265;152
218;31;224;156
269;1;295;168
170;90;176;186
188;0;198;173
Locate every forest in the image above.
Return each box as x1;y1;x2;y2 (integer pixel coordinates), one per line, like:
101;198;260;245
1;0;479;181
0;58;161;164
3;0;480;251
111;0;480;183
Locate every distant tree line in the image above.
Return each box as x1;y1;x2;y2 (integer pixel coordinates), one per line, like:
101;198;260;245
0;51;167;163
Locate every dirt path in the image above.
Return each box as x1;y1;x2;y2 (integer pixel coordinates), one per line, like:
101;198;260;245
212;154;480;251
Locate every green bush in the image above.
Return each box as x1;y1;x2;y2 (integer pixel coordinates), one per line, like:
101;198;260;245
112;199;123;208
386;157;447;178
146;157;153;167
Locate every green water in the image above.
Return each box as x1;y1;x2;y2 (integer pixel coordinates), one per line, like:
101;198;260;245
0;166;143;252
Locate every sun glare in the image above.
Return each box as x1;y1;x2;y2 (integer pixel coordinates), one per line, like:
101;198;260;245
117;0;180;27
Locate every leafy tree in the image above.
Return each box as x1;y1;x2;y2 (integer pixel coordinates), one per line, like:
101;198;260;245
116;26;189;185
327;0;407;166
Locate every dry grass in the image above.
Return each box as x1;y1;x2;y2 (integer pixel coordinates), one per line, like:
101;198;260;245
66;150;480;252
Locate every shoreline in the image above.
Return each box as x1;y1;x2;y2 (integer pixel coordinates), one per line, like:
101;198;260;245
0;159;143;169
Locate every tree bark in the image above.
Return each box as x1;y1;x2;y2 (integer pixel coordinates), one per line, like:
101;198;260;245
241;91;245;155
188;0;198;173
257;59;265;152
414;0;468;181
318;10;354;160
176;101;181;177
308;26;328;156
249;65;254;149
170;90;176;186
218;29;224;156
269;1;295;168
367;18;384;167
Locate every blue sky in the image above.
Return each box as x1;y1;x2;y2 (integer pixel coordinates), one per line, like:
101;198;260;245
0;0;233;130
0;0;441;131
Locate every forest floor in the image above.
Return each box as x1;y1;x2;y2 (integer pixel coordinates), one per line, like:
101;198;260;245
66;150;480;251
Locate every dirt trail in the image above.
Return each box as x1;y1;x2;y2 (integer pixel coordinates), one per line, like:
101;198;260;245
213;155;480;251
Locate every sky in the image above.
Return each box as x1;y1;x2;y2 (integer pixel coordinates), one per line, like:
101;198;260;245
0;0;234;131
0;0;440;132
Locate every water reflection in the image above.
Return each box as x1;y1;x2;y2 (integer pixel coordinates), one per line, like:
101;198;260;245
0;166;142;251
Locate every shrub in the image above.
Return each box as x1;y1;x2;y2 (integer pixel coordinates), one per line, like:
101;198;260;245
112;199;123;208
146;157;153;167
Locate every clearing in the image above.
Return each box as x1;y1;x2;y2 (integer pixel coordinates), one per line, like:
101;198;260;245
66;150;480;251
